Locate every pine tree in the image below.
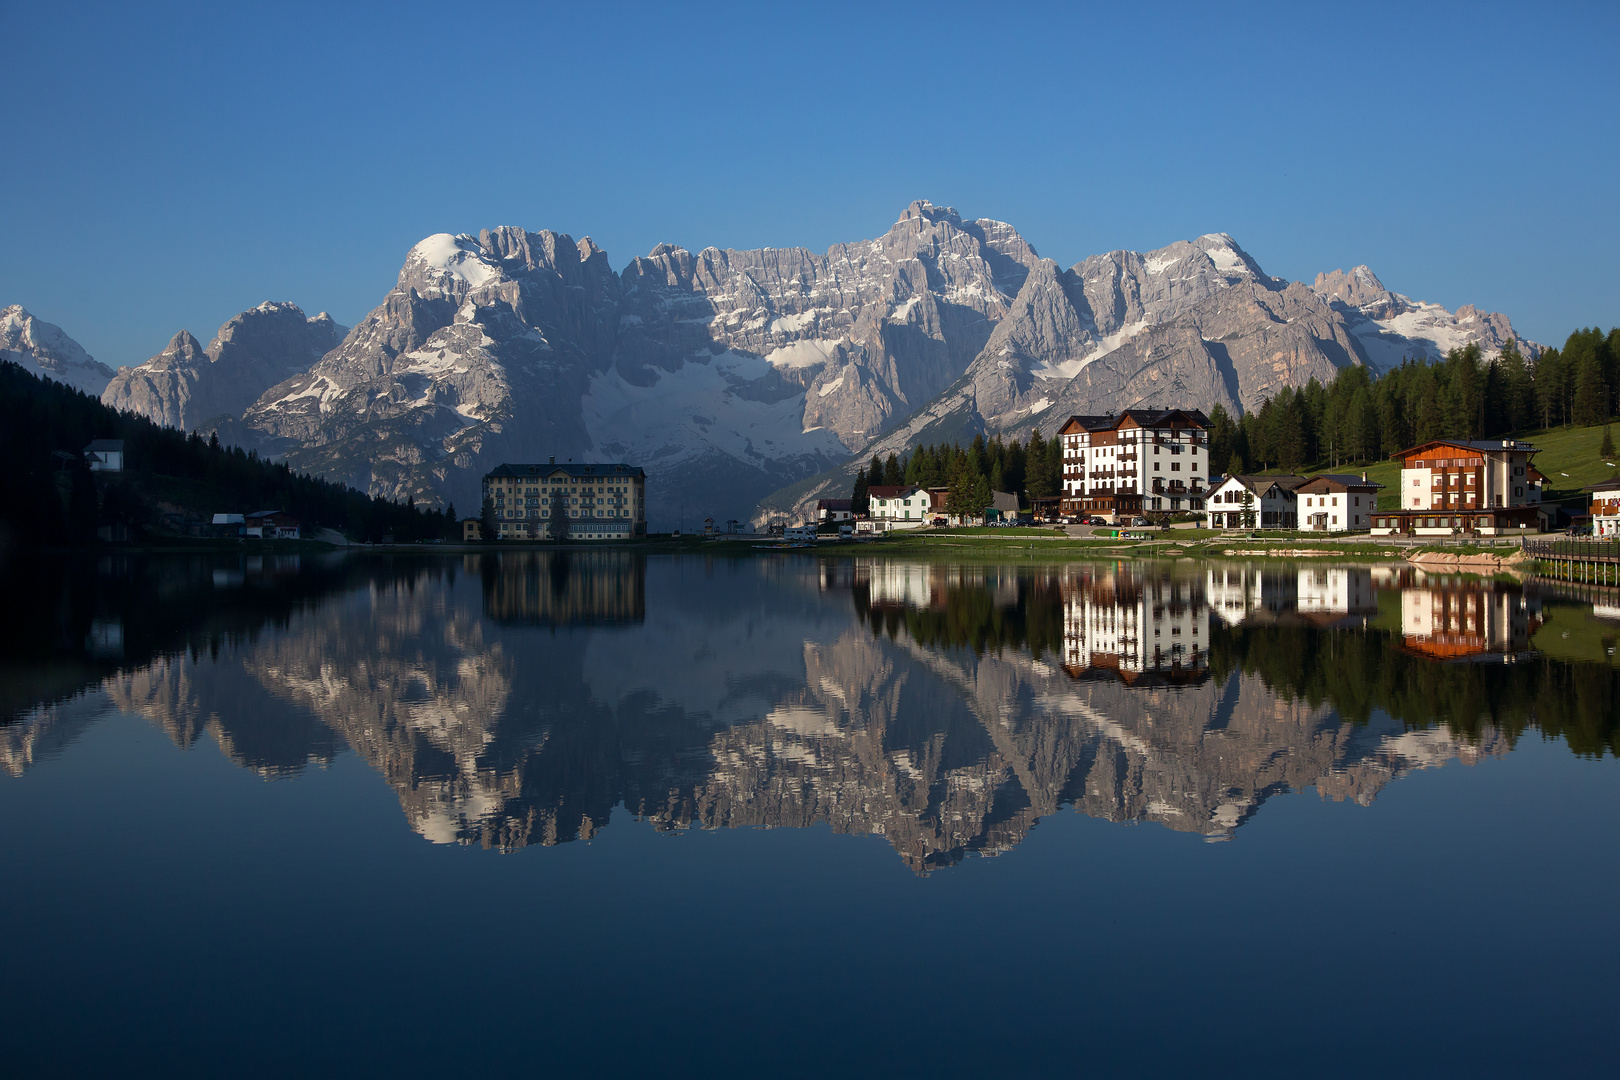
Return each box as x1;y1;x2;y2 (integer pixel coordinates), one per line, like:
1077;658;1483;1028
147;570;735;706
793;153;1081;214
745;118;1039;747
1499;346;1535;433
1207;404;1239;476
903;447;925;485
1602;425;1616;460
851;469;869;516
1025;430;1050;499
1573;346;1609;427
550;489;571;542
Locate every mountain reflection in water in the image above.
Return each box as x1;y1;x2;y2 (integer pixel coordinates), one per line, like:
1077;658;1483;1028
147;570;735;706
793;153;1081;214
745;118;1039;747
3;552;1617;871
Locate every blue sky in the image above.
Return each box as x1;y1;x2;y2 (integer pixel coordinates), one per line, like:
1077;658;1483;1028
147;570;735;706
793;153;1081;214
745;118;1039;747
4;0;1617;366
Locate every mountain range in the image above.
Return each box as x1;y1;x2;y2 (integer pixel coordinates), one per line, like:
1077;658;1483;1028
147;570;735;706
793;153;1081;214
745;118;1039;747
4;202;1540;525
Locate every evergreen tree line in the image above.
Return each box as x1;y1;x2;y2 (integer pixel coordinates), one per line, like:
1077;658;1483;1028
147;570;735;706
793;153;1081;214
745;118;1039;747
1205;328;1620;474
849;431;1065;516
0;361;454;547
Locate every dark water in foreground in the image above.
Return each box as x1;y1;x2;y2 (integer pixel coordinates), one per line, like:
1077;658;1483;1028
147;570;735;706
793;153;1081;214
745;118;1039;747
2;552;1618;1077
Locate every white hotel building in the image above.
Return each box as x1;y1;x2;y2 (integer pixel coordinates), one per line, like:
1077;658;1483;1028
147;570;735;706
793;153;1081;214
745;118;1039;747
1058;409;1210;521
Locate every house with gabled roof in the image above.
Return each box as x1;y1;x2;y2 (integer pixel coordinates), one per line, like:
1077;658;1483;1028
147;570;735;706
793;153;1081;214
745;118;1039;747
84;439;124;472
1370;438;1545;536
1295;474;1381;532
867;485;934;529
1203;474;1307;529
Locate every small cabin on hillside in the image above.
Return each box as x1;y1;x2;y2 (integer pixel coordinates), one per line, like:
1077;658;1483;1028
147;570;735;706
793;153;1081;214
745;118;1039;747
84;439;124;472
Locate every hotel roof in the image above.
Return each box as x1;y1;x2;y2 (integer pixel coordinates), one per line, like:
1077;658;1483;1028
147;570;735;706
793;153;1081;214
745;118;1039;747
486;462;645;479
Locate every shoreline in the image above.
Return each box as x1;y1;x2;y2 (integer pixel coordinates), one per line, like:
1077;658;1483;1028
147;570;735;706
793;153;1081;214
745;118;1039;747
4;531;1534;561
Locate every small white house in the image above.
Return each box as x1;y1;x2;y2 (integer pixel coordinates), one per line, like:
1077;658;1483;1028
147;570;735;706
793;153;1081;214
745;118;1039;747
1295;474;1381;532
84;439;124;472
1203;475;1306;529
816;499;854;523
867;485;934;528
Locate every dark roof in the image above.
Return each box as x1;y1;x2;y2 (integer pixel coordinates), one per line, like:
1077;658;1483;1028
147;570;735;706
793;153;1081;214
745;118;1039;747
84;439;124;452
1220;474;1308;494
1058;408;1211;434
817;498;853;509
1297;473;1382;492
867;485;920;498
1058;414;1115;434
485;462;645;479
1118;407;1212;428
1394;438;1538;459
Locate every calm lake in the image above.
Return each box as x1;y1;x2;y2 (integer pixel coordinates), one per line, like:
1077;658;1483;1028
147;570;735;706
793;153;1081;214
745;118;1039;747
3;551;1618;1077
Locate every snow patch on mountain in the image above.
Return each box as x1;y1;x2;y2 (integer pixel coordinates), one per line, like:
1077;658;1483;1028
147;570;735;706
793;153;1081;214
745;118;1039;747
766;338;843;369
409;233;499;291
582;351;847;466
1030;320;1149;380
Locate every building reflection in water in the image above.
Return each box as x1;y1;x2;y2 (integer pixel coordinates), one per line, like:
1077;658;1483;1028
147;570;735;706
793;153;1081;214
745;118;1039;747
1057;565;1207;685
9;554;1617;871
1399;578;1541;661
479;550;645;627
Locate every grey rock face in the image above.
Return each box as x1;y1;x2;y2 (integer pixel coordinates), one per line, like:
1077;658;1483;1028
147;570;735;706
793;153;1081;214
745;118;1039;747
1311;265;1539;368
100;329;209;429
238;202;1040;523
0;305;116;396
101;302;345;430
825;235;1340;487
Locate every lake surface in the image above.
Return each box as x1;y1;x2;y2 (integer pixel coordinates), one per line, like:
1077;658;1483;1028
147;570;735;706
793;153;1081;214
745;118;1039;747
3;551;1618;1077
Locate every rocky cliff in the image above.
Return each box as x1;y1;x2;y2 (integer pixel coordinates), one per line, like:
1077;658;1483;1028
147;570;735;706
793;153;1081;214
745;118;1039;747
1;305;116;396
101;302;345;431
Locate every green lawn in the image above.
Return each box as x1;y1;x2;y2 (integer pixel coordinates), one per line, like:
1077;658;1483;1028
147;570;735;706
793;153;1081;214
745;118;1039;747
1515;422;1620;503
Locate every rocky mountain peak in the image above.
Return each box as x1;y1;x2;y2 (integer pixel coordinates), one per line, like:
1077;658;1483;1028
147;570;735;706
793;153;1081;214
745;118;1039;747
163;329;207;360
102;302;347;432
1312;265;1396;311
0;305;115;395
402;233;501;299
897;199;961;227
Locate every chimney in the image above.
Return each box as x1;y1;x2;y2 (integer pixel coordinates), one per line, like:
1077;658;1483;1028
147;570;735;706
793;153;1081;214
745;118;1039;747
550;456;555;464
1361;471;1367;482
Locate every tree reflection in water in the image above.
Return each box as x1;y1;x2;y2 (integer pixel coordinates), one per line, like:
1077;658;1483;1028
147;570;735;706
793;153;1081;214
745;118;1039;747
3;553;1616;870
